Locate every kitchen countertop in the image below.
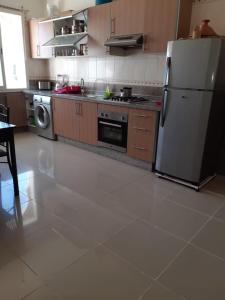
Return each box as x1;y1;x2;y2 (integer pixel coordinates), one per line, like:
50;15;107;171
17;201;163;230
24;89;162;111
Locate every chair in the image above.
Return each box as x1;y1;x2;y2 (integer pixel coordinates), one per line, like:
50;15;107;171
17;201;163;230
0;104;12;173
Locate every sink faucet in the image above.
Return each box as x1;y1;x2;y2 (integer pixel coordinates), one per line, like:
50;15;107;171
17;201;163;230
80;78;85;95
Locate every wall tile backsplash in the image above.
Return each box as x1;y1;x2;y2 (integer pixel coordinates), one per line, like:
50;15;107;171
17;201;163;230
47;53;166;87
27;58;50;80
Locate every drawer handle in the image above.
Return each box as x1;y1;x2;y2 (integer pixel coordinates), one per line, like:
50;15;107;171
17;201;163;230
134;114;150;118
133;127;149;132
134;146;147;151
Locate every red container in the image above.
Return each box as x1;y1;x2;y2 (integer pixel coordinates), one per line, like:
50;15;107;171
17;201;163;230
54;86;81;94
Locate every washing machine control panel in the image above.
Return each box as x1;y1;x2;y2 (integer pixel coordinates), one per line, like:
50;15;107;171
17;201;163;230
33;95;51;105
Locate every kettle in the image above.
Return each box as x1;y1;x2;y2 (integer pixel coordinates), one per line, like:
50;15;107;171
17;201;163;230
120;87;132;97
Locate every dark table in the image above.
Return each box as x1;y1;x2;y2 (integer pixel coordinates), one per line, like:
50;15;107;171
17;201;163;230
0;121;19;196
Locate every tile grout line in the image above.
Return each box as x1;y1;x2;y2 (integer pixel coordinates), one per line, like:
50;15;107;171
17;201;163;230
97;217;139;247
110;176;225;220
101;243;154;282
189;242;225;263
154;243;189;281
20;286;42;300
162;190;225;218
32;219;139;283
155;214;213;281
155;201;225;281
187;201;225;243
137;217;192;243
137;285;153;300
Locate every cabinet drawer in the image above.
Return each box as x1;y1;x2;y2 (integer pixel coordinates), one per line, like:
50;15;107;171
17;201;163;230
129;109;155;131
128;109;156;162
128;147;153;162
129;129;154;149
127;129;155;162
98;104;129;114
127;130;154;162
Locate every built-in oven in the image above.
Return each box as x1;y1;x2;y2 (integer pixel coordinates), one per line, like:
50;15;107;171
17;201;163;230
98;110;128;152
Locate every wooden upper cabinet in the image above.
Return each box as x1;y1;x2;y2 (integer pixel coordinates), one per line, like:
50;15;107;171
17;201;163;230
29;19;54;59
88;3;111;56
177;0;193;39
87;0;192;54
79;102;97;145
29;19;39;59
6;92;27;127
144;0;192;53
110;0;145;36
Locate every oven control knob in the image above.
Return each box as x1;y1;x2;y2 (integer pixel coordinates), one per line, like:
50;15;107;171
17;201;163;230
121;116;125;121
101;112;104;117
105;113;108;118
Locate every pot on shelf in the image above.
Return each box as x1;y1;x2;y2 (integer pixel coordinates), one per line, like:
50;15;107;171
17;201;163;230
200;20;218;37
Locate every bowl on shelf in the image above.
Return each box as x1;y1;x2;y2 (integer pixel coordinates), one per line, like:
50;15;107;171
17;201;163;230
96;0;112;5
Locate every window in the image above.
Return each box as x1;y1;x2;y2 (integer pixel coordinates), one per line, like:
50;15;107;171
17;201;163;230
0;11;27;89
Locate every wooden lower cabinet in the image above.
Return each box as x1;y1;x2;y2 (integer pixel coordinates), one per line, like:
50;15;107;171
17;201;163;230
53;98;79;139
6;92;27;127
53;98;97;145
127;109;157;162
53;99;157;162
79;102;97;145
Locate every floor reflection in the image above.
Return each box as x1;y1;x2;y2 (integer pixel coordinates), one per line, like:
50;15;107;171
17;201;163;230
38;148;54;178
0;179;38;236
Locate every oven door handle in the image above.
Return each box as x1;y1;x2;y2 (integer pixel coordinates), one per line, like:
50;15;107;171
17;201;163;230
99;121;122;128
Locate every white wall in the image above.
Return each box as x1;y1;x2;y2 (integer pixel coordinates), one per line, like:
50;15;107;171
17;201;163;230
191;0;225;35
59;0;95;12
0;0;46;18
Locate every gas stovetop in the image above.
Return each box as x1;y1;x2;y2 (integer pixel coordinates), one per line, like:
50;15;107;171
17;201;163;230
110;96;148;103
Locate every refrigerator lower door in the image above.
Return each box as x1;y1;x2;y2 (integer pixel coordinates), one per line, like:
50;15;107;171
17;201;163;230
166;39;221;90
155;89;213;183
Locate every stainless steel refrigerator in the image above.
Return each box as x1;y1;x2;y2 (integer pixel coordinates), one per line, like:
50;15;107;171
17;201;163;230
154;38;225;190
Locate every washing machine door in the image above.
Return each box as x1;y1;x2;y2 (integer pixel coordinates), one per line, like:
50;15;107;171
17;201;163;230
34;104;50;129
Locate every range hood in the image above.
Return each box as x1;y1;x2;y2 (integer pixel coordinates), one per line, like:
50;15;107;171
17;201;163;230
43;33;88;48
105;34;143;48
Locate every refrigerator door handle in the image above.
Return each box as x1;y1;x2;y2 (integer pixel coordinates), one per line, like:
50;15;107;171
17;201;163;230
160;89;169;128
165;57;171;87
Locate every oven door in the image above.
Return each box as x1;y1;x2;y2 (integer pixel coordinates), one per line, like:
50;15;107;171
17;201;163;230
98;118;128;152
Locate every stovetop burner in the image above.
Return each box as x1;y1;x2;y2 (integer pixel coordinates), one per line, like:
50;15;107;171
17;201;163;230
110;96;148;103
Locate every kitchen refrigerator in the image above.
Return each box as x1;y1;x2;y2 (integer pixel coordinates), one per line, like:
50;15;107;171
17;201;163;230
153;38;225;190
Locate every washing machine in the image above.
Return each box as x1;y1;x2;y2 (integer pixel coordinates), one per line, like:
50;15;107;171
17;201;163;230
33;95;56;140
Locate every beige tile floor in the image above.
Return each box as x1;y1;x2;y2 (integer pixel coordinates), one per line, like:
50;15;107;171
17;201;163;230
0;132;225;300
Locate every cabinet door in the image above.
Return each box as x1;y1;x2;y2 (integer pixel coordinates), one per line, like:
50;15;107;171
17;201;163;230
29;19;40;59
88;3;111;56
39;22;54;58
53;98;79;140
6;92;27;127
176;0;193;40
127;109;156;162
53;98;65;136
144;0;178;53
29;19;54;59
111;0;145;36
79;102;97;145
